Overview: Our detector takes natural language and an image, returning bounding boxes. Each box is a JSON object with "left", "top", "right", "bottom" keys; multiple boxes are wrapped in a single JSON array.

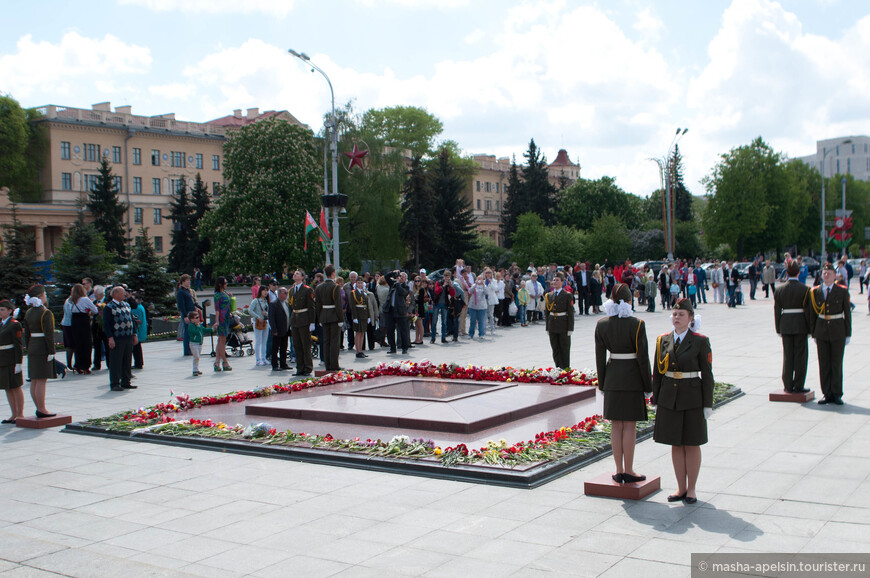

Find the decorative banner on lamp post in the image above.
[
  {"left": 828, "top": 215, "right": 853, "bottom": 249},
  {"left": 342, "top": 140, "right": 369, "bottom": 172}
]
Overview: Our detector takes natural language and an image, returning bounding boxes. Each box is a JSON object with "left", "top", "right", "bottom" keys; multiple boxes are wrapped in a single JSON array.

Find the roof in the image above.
[{"left": 549, "top": 149, "right": 577, "bottom": 167}]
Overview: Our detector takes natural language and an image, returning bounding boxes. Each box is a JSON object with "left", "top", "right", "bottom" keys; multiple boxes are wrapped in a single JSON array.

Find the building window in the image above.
[
  {"left": 852, "top": 144, "right": 856, "bottom": 154},
  {"left": 133, "top": 177, "right": 142, "bottom": 194},
  {"left": 85, "top": 143, "right": 100, "bottom": 162},
  {"left": 485, "top": 182, "right": 491, "bottom": 193},
  {"left": 496, "top": 200, "right": 499, "bottom": 210},
  {"left": 212, "top": 155, "right": 220, "bottom": 170},
  {"left": 212, "top": 182, "right": 220, "bottom": 196},
  {"left": 195, "top": 153, "right": 203, "bottom": 169},
  {"left": 865, "top": 144, "right": 868, "bottom": 154},
  {"left": 171, "top": 178, "right": 184, "bottom": 193},
  {"left": 476, "top": 199, "right": 481, "bottom": 209},
  {"left": 172, "top": 151, "right": 185, "bottom": 168},
  {"left": 113, "top": 176, "right": 122, "bottom": 191},
  {"left": 485, "top": 199, "right": 492, "bottom": 211},
  {"left": 153, "top": 208, "right": 162, "bottom": 225},
  {"left": 495, "top": 183, "right": 499, "bottom": 193},
  {"left": 112, "top": 146, "right": 122, "bottom": 164},
  {"left": 152, "top": 178, "right": 161, "bottom": 195},
  {"left": 86, "top": 174, "right": 99, "bottom": 192},
  {"left": 152, "top": 149, "right": 160, "bottom": 166},
  {"left": 61, "top": 141, "right": 70, "bottom": 160},
  {"left": 847, "top": 158, "right": 851, "bottom": 174},
  {"left": 837, "top": 159, "right": 840, "bottom": 173},
  {"left": 476, "top": 181, "right": 480, "bottom": 192},
  {"left": 134, "top": 207, "right": 143, "bottom": 224},
  {"left": 153, "top": 236, "right": 163, "bottom": 253},
  {"left": 61, "top": 173, "right": 72, "bottom": 190},
  {"left": 132, "top": 148, "right": 141, "bottom": 165}
]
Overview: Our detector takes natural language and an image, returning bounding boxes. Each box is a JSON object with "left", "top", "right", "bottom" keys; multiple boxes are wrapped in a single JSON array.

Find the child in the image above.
[
  {"left": 516, "top": 280, "right": 530, "bottom": 326},
  {"left": 186, "top": 311, "right": 212, "bottom": 376},
  {"left": 669, "top": 281, "right": 681, "bottom": 308}
]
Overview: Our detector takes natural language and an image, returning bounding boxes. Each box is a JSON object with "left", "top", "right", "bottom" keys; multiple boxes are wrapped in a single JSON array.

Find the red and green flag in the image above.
[
  {"left": 319, "top": 207, "right": 330, "bottom": 251},
  {"left": 303, "top": 210, "right": 318, "bottom": 251}
]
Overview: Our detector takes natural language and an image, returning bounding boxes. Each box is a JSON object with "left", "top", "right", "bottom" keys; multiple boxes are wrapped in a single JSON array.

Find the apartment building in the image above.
[{"left": 797, "top": 136, "right": 870, "bottom": 182}]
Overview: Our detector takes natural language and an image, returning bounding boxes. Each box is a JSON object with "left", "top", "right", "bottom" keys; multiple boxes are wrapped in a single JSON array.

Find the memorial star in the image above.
[{"left": 343, "top": 143, "right": 368, "bottom": 170}]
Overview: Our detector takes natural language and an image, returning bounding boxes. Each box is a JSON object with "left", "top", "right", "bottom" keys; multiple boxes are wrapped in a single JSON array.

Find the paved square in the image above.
[{"left": 2, "top": 286, "right": 869, "bottom": 576}]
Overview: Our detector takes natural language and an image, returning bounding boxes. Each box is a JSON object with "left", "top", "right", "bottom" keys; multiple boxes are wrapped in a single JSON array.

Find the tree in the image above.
[
  {"left": 629, "top": 229, "right": 666, "bottom": 261},
  {"left": 87, "top": 158, "right": 128, "bottom": 258},
  {"left": 429, "top": 147, "right": 477, "bottom": 265},
  {"left": 360, "top": 105, "right": 443, "bottom": 157},
  {"left": 559, "top": 176, "right": 645, "bottom": 231},
  {"left": 121, "top": 227, "right": 175, "bottom": 315},
  {"left": 200, "top": 119, "right": 321, "bottom": 275},
  {"left": 521, "top": 139, "right": 557, "bottom": 225},
  {"left": 465, "top": 234, "right": 512, "bottom": 270},
  {"left": 670, "top": 144, "right": 694, "bottom": 222},
  {"left": 539, "top": 225, "right": 585, "bottom": 266},
  {"left": 511, "top": 212, "right": 547, "bottom": 265},
  {"left": 0, "top": 203, "right": 36, "bottom": 307},
  {"left": 0, "top": 96, "right": 46, "bottom": 202},
  {"left": 583, "top": 214, "right": 631, "bottom": 265},
  {"left": 189, "top": 173, "right": 212, "bottom": 278},
  {"left": 52, "top": 204, "right": 114, "bottom": 286},
  {"left": 500, "top": 158, "right": 523, "bottom": 248},
  {"left": 168, "top": 179, "right": 195, "bottom": 273},
  {"left": 400, "top": 155, "right": 438, "bottom": 270}
]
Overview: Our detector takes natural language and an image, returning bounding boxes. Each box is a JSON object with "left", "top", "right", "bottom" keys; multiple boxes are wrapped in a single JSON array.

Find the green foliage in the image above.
[
  {"left": 674, "top": 220, "right": 703, "bottom": 259},
  {"left": 501, "top": 140, "right": 558, "bottom": 247},
  {"left": 429, "top": 147, "right": 477, "bottom": 266},
  {"left": 500, "top": 159, "right": 523, "bottom": 248},
  {"left": 583, "top": 214, "right": 631, "bottom": 265},
  {"left": 628, "top": 229, "right": 666, "bottom": 261},
  {"left": 400, "top": 155, "right": 438, "bottom": 269},
  {"left": 360, "top": 105, "right": 443, "bottom": 157},
  {"left": 670, "top": 144, "right": 694, "bottom": 222},
  {"left": 52, "top": 205, "right": 115, "bottom": 286},
  {"left": 0, "top": 203, "right": 36, "bottom": 307},
  {"left": 540, "top": 225, "right": 585, "bottom": 266},
  {"left": 787, "top": 159, "right": 823, "bottom": 253},
  {"left": 0, "top": 96, "right": 45, "bottom": 202},
  {"left": 511, "top": 212, "right": 547, "bottom": 265},
  {"left": 559, "top": 176, "right": 644, "bottom": 230},
  {"left": 200, "top": 119, "right": 321, "bottom": 275},
  {"left": 710, "top": 243, "right": 734, "bottom": 262},
  {"left": 465, "top": 234, "right": 512, "bottom": 270},
  {"left": 190, "top": 174, "right": 212, "bottom": 278},
  {"left": 121, "top": 227, "right": 175, "bottom": 315},
  {"left": 87, "top": 158, "right": 128, "bottom": 258},
  {"left": 168, "top": 179, "right": 194, "bottom": 274}
]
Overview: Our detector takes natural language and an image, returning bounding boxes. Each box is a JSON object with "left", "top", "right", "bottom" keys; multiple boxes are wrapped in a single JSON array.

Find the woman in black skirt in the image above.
[
  {"left": 23, "top": 285, "right": 57, "bottom": 418},
  {"left": 68, "top": 283, "right": 98, "bottom": 374},
  {"left": 594, "top": 283, "right": 652, "bottom": 484},
  {"left": 651, "top": 298, "right": 714, "bottom": 504}
]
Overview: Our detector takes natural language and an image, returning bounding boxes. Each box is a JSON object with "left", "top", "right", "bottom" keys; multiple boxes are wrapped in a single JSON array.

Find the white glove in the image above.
[
  {"left": 47, "top": 354, "right": 55, "bottom": 363},
  {"left": 845, "top": 337, "right": 851, "bottom": 345},
  {"left": 644, "top": 391, "right": 653, "bottom": 399},
  {"left": 567, "top": 331, "right": 572, "bottom": 337},
  {"left": 813, "top": 338, "right": 817, "bottom": 344},
  {"left": 353, "top": 319, "right": 359, "bottom": 324},
  {"left": 703, "top": 407, "right": 713, "bottom": 420},
  {"left": 309, "top": 323, "right": 315, "bottom": 332},
  {"left": 15, "top": 364, "right": 22, "bottom": 374}
]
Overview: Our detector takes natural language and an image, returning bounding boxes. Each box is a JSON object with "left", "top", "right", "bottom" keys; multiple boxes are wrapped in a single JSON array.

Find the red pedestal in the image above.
[
  {"left": 769, "top": 390, "right": 815, "bottom": 403},
  {"left": 16, "top": 414, "right": 73, "bottom": 429},
  {"left": 584, "top": 472, "right": 661, "bottom": 500}
]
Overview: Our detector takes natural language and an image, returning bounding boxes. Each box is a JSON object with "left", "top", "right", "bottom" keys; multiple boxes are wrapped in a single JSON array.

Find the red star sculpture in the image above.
[{"left": 343, "top": 143, "right": 368, "bottom": 170}]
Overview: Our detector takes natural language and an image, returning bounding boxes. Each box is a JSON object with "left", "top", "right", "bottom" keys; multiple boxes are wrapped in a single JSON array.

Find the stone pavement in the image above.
[{"left": 1, "top": 283, "right": 869, "bottom": 577}]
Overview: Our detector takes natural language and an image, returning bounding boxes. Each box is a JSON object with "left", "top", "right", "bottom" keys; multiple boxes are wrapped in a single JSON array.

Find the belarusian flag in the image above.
[
  {"left": 303, "top": 210, "right": 318, "bottom": 250},
  {"left": 319, "top": 207, "right": 330, "bottom": 251}
]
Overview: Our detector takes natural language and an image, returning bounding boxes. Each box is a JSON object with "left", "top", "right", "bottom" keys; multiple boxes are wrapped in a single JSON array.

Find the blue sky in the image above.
[{"left": 3, "top": 0, "right": 869, "bottom": 195}]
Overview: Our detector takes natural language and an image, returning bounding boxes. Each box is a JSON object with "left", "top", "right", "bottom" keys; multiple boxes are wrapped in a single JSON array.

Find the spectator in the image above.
[
  {"left": 762, "top": 260, "right": 776, "bottom": 297},
  {"left": 212, "top": 277, "right": 232, "bottom": 371},
  {"left": 516, "top": 280, "right": 530, "bottom": 327},
  {"left": 67, "top": 284, "right": 98, "bottom": 375},
  {"left": 185, "top": 311, "right": 212, "bottom": 376},
  {"left": 467, "top": 274, "right": 489, "bottom": 337},
  {"left": 103, "top": 285, "right": 138, "bottom": 392},
  {"left": 249, "top": 285, "right": 270, "bottom": 366},
  {"left": 176, "top": 274, "right": 196, "bottom": 357},
  {"left": 431, "top": 270, "right": 455, "bottom": 344},
  {"left": 131, "top": 294, "right": 147, "bottom": 370},
  {"left": 90, "top": 286, "right": 108, "bottom": 371},
  {"left": 250, "top": 276, "right": 262, "bottom": 300}
]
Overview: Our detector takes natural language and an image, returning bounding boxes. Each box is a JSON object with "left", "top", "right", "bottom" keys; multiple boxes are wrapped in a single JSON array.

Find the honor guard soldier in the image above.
[
  {"left": 651, "top": 298, "right": 714, "bottom": 504},
  {"left": 809, "top": 262, "right": 851, "bottom": 405},
  {"left": 0, "top": 300, "right": 25, "bottom": 424},
  {"left": 544, "top": 272, "right": 575, "bottom": 369},
  {"left": 290, "top": 269, "right": 315, "bottom": 376},
  {"left": 773, "top": 260, "right": 813, "bottom": 393},
  {"left": 315, "top": 265, "right": 343, "bottom": 371}
]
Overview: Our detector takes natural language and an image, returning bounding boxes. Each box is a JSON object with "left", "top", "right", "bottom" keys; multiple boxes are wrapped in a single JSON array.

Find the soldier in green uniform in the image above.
[
  {"left": 23, "top": 285, "right": 57, "bottom": 418},
  {"left": 809, "top": 262, "right": 851, "bottom": 405},
  {"left": 773, "top": 260, "right": 812, "bottom": 393},
  {"left": 651, "top": 298, "right": 714, "bottom": 504},
  {"left": 544, "top": 273, "right": 575, "bottom": 369},
  {"left": 315, "top": 265, "right": 343, "bottom": 371},
  {"left": 0, "top": 300, "right": 25, "bottom": 424},
  {"left": 289, "top": 269, "right": 315, "bottom": 377},
  {"left": 594, "top": 283, "right": 652, "bottom": 484},
  {"left": 350, "top": 278, "right": 370, "bottom": 359}
]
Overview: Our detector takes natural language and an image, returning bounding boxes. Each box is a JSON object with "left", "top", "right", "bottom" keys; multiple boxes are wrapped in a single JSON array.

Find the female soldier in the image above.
[
  {"left": 351, "top": 278, "right": 370, "bottom": 358},
  {"left": 23, "top": 285, "right": 57, "bottom": 418},
  {"left": 0, "top": 300, "right": 25, "bottom": 424},
  {"left": 594, "top": 283, "right": 652, "bottom": 484},
  {"left": 651, "top": 298, "right": 714, "bottom": 504}
]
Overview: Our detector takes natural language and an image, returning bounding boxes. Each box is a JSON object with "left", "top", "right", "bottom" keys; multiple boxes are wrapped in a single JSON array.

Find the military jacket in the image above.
[
  {"left": 651, "top": 331, "right": 714, "bottom": 411},
  {"left": 289, "top": 284, "right": 315, "bottom": 327},
  {"left": 809, "top": 283, "right": 851, "bottom": 341},
  {"left": 0, "top": 318, "right": 24, "bottom": 367},
  {"left": 594, "top": 316, "right": 652, "bottom": 393},
  {"left": 350, "top": 290, "right": 370, "bottom": 324},
  {"left": 773, "top": 279, "right": 812, "bottom": 335},
  {"left": 24, "top": 306, "right": 56, "bottom": 356},
  {"left": 314, "top": 280, "right": 343, "bottom": 324},
  {"left": 544, "top": 290, "right": 575, "bottom": 334}
]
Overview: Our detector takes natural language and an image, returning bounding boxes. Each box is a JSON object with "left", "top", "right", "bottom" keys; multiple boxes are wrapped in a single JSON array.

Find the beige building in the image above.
[
  {"left": 466, "top": 149, "right": 579, "bottom": 246},
  {"left": 3, "top": 102, "right": 304, "bottom": 260}
]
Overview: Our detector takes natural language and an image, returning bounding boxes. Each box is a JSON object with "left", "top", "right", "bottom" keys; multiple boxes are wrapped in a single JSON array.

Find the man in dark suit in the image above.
[
  {"left": 290, "top": 269, "right": 315, "bottom": 376},
  {"left": 384, "top": 271, "right": 411, "bottom": 354},
  {"left": 315, "top": 265, "right": 343, "bottom": 371},
  {"left": 727, "top": 261, "right": 740, "bottom": 307},
  {"left": 268, "top": 287, "right": 292, "bottom": 371},
  {"left": 810, "top": 262, "right": 851, "bottom": 404},
  {"left": 545, "top": 273, "right": 575, "bottom": 368},
  {"left": 574, "top": 262, "right": 590, "bottom": 315},
  {"left": 774, "top": 261, "right": 812, "bottom": 393}
]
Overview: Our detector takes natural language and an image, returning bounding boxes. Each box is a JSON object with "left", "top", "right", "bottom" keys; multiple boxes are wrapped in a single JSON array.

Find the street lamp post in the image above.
[
  {"left": 654, "top": 128, "right": 688, "bottom": 260},
  {"left": 288, "top": 49, "right": 342, "bottom": 269}
]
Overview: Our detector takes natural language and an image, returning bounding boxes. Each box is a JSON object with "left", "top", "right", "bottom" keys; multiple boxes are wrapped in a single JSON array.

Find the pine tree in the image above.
[
  {"left": 121, "top": 227, "right": 175, "bottom": 315},
  {"left": 190, "top": 173, "right": 212, "bottom": 279},
  {"left": 430, "top": 148, "right": 476, "bottom": 265},
  {"left": 52, "top": 204, "right": 115, "bottom": 286},
  {"left": 400, "top": 155, "right": 439, "bottom": 269},
  {"left": 168, "top": 179, "right": 194, "bottom": 273},
  {"left": 500, "top": 158, "right": 523, "bottom": 248},
  {"left": 521, "top": 139, "right": 556, "bottom": 225},
  {"left": 671, "top": 144, "right": 694, "bottom": 222},
  {"left": 0, "top": 203, "right": 37, "bottom": 307},
  {"left": 87, "top": 158, "right": 128, "bottom": 258}
]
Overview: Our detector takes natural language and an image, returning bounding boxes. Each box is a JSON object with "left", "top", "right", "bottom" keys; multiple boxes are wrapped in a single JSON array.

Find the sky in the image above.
[{"left": 2, "top": 0, "right": 870, "bottom": 196}]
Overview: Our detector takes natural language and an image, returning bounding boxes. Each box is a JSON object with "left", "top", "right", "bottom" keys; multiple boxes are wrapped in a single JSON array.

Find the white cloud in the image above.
[
  {"left": 0, "top": 32, "right": 151, "bottom": 101},
  {"left": 149, "top": 82, "right": 197, "bottom": 100},
  {"left": 117, "top": 0, "right": 297, "bottom": 17},
  {"left": 633, "top": 7, "right": 664, "bottom": 43}
]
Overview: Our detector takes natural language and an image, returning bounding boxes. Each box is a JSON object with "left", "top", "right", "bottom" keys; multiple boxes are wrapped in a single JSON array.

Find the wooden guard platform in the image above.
[
  {"left": 584, "top": 472, "right": 661, "bottom": 500},
  {"left": 769, "top": 390, "right": 815, "bottom": 403},
  {"left": 16, "top": 415, "right": 73, "bottom": 429}
]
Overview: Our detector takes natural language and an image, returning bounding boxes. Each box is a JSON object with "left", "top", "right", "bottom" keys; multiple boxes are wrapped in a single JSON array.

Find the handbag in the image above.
[
  {"left": 508, "top": 301, "right": 518, "bottom": 316},
  {"left": 255, "top": 318, "right": 267, "bottom": 330}
]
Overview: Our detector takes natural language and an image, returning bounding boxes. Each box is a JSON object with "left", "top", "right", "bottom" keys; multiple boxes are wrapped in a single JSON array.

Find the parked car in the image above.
[
  {"left": 801, "top": 257, "right": 821, "bottom": 276},
  {"left": 732, "top": 262, "right": 752, "bottom": 280}
]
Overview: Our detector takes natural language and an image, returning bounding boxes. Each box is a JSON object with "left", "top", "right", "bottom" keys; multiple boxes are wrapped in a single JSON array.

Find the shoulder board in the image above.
[
  {"left": 658, "top": 332, "right": 670, "bottom": 337},
  {"left": 691, "top": 331, "right": 707, "bottom": 338},
  {"left": 302, "top": 284, "right": 310, "bottom": 289}
]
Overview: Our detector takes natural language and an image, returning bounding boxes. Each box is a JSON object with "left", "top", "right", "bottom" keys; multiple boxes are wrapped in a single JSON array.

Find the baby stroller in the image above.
[{"left": 226, "top": 313, "right": 254, "bottom": 357}]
